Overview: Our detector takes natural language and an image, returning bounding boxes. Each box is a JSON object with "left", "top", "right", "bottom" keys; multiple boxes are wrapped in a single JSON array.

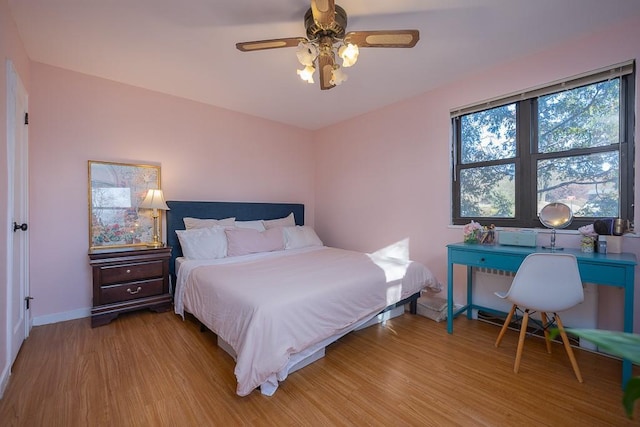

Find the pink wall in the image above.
[
  {"left": 314, "top": 16, "right": 640, "bottom": 333},
  {"left": 28, "top": 63, "right": 314, "bottom": 322},
  {"left": 1, "top": 0, "right": 30, "bottom": 393}
]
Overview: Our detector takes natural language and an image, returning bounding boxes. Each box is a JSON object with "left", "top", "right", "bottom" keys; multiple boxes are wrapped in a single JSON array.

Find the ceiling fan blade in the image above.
[
  {"left": 310, "top": 0, "right": 336, "bottom": 28},
  {"left": 318, "top": 53, "right": 335, "bottom": 90},
  {"left": 236, "top": 37, "right": 306, "bottom": 52},
  {"left": 344, "top": 30, "right": 419, "bottom": 48}
]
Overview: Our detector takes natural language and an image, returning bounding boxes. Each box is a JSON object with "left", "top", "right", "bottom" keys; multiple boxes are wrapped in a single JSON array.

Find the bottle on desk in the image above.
[{"left": 596, "top": 236, "right": 607, "bottom": 254}]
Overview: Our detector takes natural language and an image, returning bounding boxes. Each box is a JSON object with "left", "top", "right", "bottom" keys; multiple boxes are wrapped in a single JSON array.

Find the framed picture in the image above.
[{"left": 88, "top": 160, "right": 161, "bottom": 249}]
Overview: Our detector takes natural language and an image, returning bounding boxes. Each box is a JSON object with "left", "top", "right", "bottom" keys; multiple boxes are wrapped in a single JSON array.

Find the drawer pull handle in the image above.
[
  {"left": 480, "top": 257, "right": 486, "bottom": 262},
  {"left": 126, "top": 269, "right": 131, "bottom": 274},
  {"left": 127, "top": 286, "right": 142, "bottom": 295}
]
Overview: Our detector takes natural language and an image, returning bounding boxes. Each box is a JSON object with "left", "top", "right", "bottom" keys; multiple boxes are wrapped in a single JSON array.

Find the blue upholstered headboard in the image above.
[{"left": 165, "top": 200, "right": 304, "bottom": 279}]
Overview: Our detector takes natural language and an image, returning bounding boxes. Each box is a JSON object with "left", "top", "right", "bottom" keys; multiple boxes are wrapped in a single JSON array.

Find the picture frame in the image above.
[{"left": 88, "top": 160, "right": 161, "bottom": 249}]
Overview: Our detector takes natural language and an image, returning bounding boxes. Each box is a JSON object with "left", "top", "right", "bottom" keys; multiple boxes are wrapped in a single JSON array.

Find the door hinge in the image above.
[
  {"left": 24, "top": 112, "right": 29, "bottom": 125},
  {"left": 25, "top": 296, "right": 34, "bottom": 310}
]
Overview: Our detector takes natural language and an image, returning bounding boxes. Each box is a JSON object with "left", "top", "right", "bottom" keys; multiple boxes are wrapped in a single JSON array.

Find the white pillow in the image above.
[
  {"left": 184, "top": 217, "right": 235, "bottom": 230},
  {"left": 263, "top": 212, "right": 296, "bottom": 229},
  {"left": 235, "top": 220, "right": 266, "bottom": 232},
  {"left": 176, "top": 227, "right": 228, "bottom": 259},
  {"left": 283, "top": 226, "right": 323, "bottom": 250}
]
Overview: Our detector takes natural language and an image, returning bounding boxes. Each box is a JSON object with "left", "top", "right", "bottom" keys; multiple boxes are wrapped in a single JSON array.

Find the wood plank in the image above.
[{"left": 0, "top": 311, "right": 637, "bottom": 425}]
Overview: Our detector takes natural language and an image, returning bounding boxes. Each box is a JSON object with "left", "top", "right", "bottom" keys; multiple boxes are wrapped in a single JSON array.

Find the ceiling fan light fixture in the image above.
[
  {"left": 330, "top": 65, "right": 348, "bottom": 86},
  {"left": 297, "top": 65, "right": 316, "bottom": 84},
  {"left": 235, "top": 2, "right": 419, "bottom": 90},
  {"left": 297, "top": 41, "right": 352, "bottom": 88},
  {"left": 296, "top": 41, "right": 318, "bottom": 66},
  {"left": 338, "top": 43, "right": 359, "bottom": 67}
]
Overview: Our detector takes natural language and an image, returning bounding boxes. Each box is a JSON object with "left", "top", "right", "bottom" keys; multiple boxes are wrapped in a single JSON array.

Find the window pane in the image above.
[
  {"left": 537, "top": 151, "right": 619, "bottom": 217},
  {"left": 538, "top": 79, "right": 620, "bottom": 153},
  {"left": 460, "top": 164, "right": 515, "bottom": 217},
  {"left": 461, "top": 104, "right": 516, "bottom": 163}
]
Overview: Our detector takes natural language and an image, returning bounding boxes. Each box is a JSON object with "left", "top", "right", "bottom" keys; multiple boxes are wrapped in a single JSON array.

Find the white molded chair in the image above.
[{"left": 494, "top": 253, "right": 584, "bottom": 382}]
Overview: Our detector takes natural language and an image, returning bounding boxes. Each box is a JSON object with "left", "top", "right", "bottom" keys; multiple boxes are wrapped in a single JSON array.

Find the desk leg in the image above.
[
  {"left": 447, "top": 260, "right": 454, "bottom": 334},
  {"left": 466, "top": 266, "right": 473, "bottom": 319},
  {"left": 622, "top": 271, "right": 635, "bottom": 388}
]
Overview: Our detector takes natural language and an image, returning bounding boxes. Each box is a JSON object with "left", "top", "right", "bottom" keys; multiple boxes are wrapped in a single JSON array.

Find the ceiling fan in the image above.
[{"left": 235, "top": 0, "right": 419, "bottom": 90}]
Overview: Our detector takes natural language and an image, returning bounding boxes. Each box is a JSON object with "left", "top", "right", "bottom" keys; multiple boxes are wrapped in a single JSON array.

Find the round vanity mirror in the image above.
[{"left": 539, "top": 202, "right": 573, "bottom": 250}]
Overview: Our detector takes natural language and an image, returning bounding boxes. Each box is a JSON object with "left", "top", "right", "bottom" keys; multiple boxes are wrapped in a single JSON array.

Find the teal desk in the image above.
[{"left": 446, "top": 242, "right": 637, "bottom": 387}]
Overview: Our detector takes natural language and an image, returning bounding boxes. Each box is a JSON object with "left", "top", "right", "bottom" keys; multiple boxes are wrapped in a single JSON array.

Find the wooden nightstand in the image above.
[{"left": 89, "top": 246, "right": 172, "bottom": 327}]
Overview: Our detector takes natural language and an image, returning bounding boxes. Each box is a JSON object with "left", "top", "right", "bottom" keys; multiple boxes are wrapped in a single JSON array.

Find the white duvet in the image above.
[{"left": 175, "top": 246, "right": 436, "bottom": 396}]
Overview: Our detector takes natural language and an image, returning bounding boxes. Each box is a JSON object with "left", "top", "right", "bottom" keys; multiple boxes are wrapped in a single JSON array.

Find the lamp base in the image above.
[{"left": 146, "top": 214, "right": 164, "bottom": 248}]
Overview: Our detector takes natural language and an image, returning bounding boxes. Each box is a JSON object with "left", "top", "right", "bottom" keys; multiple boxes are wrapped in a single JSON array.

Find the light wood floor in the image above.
[{"left": 0, "top": 310, "right": 637, "bottom": 426}]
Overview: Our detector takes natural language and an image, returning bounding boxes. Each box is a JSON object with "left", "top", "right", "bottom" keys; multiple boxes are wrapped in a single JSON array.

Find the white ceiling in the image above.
[{"left": 8, "top": 0, "right": 640, "bottom": 130}]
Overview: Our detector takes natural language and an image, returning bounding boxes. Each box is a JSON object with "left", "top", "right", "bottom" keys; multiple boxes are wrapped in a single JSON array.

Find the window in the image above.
[{"left": 451, "top": 61, "right": 635, "bottom": 229}]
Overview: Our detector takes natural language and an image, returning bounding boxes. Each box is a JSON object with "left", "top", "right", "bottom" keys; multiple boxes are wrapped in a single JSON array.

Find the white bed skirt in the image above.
[{"left": 215, "top": 304, "right": 406, "bottom": 396}]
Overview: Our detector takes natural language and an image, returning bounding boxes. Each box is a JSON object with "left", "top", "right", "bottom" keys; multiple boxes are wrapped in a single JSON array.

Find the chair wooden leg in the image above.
[
  {"left": 555, "top": 314, "right": 583, "bottom": 383},
  {"left": 540, "top": 312, "right": 552, "bottom": 354},
  {"left": 514, "top": 309, "right": 529, "bottom": 374},
  {"left": 495, "top": 305, "right": 516, "bottom": 348}
]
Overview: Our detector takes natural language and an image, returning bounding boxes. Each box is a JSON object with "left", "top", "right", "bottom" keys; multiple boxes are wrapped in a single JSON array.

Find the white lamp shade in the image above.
[
  {"left": 296, "top": 41, "right": 318, "bottom": 66},
  {"left": 297, "top": 65, "right": 315, "bottom": 84},
  {"left": 338, "top": 43, "right": 359, "bottom": 67},
  {"left": 330, "top": 66, "right": 348, "bottom": 86},
  {"left": 139, "top": 189, "right": 169, "bottom": 211}
]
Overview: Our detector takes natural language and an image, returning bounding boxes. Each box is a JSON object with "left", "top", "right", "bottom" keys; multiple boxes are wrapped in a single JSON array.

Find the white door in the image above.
[{"left": 6, "top": 60, "right": 30, "bottom": 367}]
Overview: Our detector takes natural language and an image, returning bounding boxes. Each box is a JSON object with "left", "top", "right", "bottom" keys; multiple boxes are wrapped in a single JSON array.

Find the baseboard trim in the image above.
[
  {"left": 0, "top": 363, "right": 10, "bottom": 399},
  {"left": 32, "top": 307, "right": 91, "bottom": 326}
]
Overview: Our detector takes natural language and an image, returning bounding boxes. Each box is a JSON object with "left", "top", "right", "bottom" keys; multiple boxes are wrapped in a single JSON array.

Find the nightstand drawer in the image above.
[
  {"left": 100, "top": 278, "right": 165, "bottom": 304},
  {"left": 100, "top": 260, "right": 164, "bottom": 285}
]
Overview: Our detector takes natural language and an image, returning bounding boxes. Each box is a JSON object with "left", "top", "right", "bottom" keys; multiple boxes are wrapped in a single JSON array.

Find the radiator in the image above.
[
  {"left": 472, "top": 268, "right": 598, "bottom": 350},
  {"left": 477, "top": 267, "right": 515, "bottom": 277}
]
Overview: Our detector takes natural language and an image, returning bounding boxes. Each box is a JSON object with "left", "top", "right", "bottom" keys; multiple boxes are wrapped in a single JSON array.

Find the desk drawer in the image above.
[
  {"left": 100, "top": 278, "right": 164, "bottom": 304},
  {"left": 579, "top": 262, "right": 628, "bottom": 287},
  {"left": 450, "top": 249, "right": 523, "bottom": 272}
]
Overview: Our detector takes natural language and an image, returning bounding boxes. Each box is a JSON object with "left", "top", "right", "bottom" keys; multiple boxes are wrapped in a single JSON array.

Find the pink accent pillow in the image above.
[{"left": 225, "top": 227, "right": 284, "bottom": 257}]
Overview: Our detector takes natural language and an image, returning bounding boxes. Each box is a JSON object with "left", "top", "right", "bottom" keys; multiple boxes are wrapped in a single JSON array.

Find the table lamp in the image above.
[{"left": 139, "top": 189, "right": 169, "bottom": 248}]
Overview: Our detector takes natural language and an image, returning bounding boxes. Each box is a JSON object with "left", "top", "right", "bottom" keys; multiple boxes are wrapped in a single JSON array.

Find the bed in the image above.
[{"left": 166, "top": 201, "right": 438, "bottom": 396}]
